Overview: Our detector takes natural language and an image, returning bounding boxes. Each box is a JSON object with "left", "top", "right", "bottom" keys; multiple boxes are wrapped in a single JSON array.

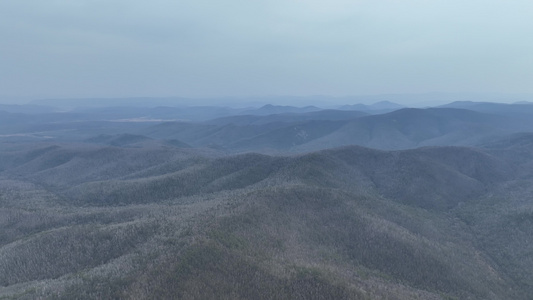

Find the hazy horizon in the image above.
[{"left": 1, "top": 92, "right": 532, "bottom": 109}]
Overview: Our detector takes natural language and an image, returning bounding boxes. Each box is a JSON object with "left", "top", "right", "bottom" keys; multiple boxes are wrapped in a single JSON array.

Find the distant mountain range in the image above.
[
  {"left": 3, "top": 100, "right": 533, "bottom": 153},
  {"left": 139, "top": 106, "right": 533, "bottom": 153}
]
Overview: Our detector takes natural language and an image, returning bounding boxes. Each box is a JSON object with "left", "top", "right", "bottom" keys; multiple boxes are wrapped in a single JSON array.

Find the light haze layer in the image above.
[{"left": 1, "top": 0, "right": 532, "bottom": 103}]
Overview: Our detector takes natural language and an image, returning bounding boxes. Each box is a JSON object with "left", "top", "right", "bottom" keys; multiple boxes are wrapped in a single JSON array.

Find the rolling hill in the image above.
[
  {"left": 138, "top": 107, "right": 533, "bottom": 153},
  {"left": 1, "top": 140, "right": 533, "bottom": 299}
]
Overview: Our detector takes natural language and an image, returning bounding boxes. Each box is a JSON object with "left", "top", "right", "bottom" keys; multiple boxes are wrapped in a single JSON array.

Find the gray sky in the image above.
[{"left": 1, "top": 0, "right": 533, "bottom": 103}]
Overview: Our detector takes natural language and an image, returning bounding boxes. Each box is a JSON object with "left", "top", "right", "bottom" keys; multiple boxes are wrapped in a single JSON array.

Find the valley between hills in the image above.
[{"left": 2, "top": 100, "right": 533, "bottom": 299}]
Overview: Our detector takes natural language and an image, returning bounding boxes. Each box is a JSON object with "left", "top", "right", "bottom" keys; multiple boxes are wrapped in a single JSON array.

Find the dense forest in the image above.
[{"left": 2, "top": 101, "right": 533, "bottom": 299}]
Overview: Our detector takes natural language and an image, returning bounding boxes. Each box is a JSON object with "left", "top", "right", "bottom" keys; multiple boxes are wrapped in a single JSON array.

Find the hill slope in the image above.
[{"left": 1, "top": 142, "right": 533, "bottom": 299}]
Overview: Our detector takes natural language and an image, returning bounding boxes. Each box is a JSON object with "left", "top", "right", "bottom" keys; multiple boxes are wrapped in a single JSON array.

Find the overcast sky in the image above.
[{"left": 1, "top": 0, "right": 532, "bottom": 103}]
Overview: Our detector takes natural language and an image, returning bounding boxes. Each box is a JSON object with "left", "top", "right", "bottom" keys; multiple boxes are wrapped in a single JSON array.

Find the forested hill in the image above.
[{"left": 2, "top": 139, "right": 533, "bottom": 299}]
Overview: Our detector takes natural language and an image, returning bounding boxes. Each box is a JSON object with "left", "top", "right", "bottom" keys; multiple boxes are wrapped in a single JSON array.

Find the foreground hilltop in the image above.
[{"left": 1, "top": 138, "right": 533, "bottom": 299}]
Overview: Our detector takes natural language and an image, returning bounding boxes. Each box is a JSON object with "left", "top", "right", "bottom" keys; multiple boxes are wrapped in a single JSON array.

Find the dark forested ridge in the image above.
[{"left": 2, "top": 101, "right": 533, "bottom": 299}]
